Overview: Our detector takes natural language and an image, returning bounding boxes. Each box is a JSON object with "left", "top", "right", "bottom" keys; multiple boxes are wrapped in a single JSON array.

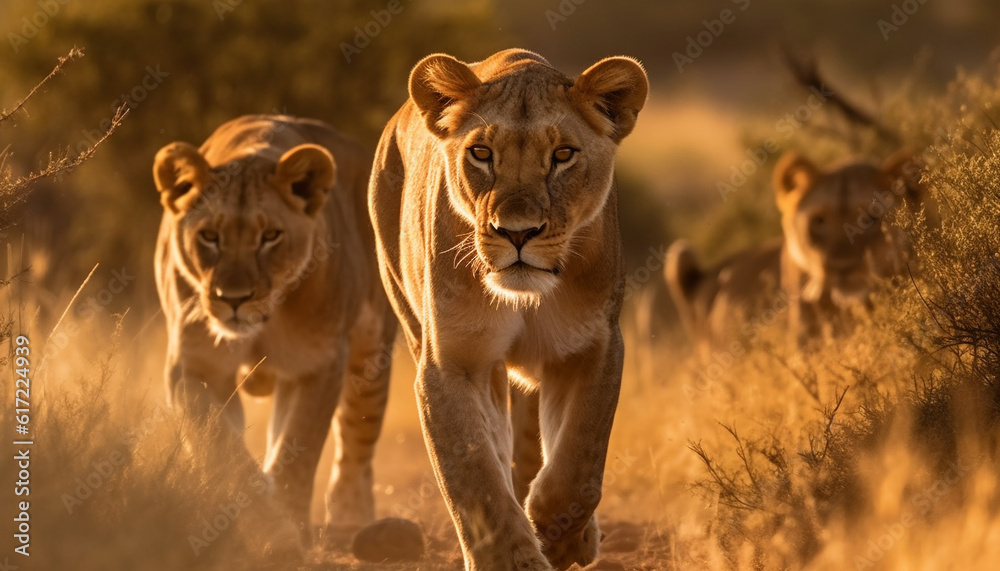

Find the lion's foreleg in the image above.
[
  {"left": 417, "top": 359, "right": 551, "bottom": 571},
  {"left": 165, "top": 353, "right": 247, "bottom": 457},
  {"left": 265, "top": 357, "right": 345, "bottom": 544},
  {"left": 528, "top": 328, "right": 624, "bottom": 569}
]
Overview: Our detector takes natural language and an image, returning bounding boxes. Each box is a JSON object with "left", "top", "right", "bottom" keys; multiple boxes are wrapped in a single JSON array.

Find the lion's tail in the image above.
[{"left": 665, "top": 239, "right": 704, "bottom": 340}]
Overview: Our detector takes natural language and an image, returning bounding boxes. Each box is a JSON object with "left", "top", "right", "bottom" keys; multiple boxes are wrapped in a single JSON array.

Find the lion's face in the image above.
[
  {"left": 153, "top": 142, "right": 335, "bottom": 340},
  {"left": 448, "top": 96, "right": 618, "bottom": 305},
  {"left": 408, "top": 51, "right": 648, "bottom": 306},
  {"left": 774, "top": 151, "right": 920, "bottom": 307}
]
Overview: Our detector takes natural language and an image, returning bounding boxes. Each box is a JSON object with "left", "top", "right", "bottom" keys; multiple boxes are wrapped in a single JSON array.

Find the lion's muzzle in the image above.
[
  {"left": 206, "top": 286, "right": 269, "bottom": 339},
  {"left": 478, "top": 220, "right": 563, "bottom": 304}
]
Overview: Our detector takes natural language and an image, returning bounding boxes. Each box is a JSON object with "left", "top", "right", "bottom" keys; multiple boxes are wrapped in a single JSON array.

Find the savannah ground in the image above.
[{"left": 3, "top": 1, "right": 1000, "bottom": 570}]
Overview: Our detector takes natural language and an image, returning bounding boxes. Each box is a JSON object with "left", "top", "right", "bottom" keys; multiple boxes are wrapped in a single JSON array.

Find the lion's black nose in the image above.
[
  {"left": 492, "top": 224, "right": 545, "bottom": 251},
  {"left": 215, "top": 288, "right": 254, "bottom": 311}
]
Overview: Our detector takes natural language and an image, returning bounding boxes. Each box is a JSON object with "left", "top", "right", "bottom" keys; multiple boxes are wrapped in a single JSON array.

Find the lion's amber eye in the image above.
[
  {"left": 468, "top": 145, "right": 493, "bottom": 162},
  {"left": 261, "top": 229, "right": 283, "bottom": 244},
  {"left": 808, "top": 215, "right": 828, "bottom": 242},
  {"left": 199, "top": 229, "right": 219, "bottom": 244},
  {"left": 553, "top": 147, "right": 576, "bottom": 163}
]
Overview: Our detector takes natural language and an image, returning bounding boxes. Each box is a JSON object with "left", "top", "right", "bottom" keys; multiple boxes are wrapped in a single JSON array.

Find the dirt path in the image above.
[
  {"left": 319, "top": 518, "right": 664, "bottom": 570},
  {"left": 237, "top": 351, "right": 679, "bottom": 570}
]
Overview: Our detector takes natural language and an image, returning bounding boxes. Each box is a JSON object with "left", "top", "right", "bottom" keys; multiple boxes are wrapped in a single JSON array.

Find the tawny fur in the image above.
[
  {"left": 666, "top": 150, "right": 921, "bottom": 350},
  {"left": 368, "top": 49, "right": 648, "bottom": 570},
  {"left": 152, "top": 115, "right": 397, "bottom": 545}
]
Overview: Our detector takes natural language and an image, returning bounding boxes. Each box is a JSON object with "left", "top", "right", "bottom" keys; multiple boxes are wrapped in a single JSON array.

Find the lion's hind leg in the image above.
[
  {"left": 511, "top": 384, "right": 543, "bottom": 505},
  {"left": 323, "top": 306, "right": 396, "bottom": 542}
]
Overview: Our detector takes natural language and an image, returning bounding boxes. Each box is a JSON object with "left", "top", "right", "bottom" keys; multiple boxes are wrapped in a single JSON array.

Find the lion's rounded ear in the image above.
[
  {"left": 153, "top": 142, "right": 210, "bottom": 214},
  {"left": 773, "top": 151, "right": 818, "bottom": 207},
  {"left": 408, "top": 54, "right": 482, "bottom": 138},
  {"left": 570, "top": 56, "right": 649, "bottom": 143},
  {"left": 272, "top": 144, "right": 336, "bottom": 216}
]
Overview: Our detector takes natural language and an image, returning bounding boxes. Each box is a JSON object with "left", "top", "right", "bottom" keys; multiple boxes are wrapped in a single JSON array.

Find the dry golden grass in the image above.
[{"left": 3, "top": 223, "right": 1000, "bottom": 571}]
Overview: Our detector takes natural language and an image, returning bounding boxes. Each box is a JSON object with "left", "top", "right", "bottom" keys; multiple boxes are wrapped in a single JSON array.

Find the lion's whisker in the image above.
[{"left": 440, "top": 235, "right": 472, "bottom": 256}]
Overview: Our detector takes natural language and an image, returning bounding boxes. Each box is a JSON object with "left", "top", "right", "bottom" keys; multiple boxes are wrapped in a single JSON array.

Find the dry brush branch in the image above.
[
  {"left": 0, "top": 47, "right": 84, "bottom": 125},
  {"left": 0, "top": 105, "right": 129, "bottom": 208},
  {"left": 0, "top": 47, "right": 130, "bottom": 217},
  {"left": 779, "top": 45, "right": 902, "bottom": 146}
]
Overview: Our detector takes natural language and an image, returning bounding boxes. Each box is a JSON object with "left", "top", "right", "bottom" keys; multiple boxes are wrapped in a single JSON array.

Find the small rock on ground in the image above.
[{"left": 351, "top": 517, "right": 425, "bottom": 562}]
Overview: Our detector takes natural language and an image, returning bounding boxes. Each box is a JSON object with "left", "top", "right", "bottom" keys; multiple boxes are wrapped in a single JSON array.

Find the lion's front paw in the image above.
[
  {"left": 539, "top": 514, "right": 600, "bottom": 570},
  {"left": 464, "top": 529, "right": 553, "bottom": 571},
  {"left": 503, "top": 542, "right": 553, "bottom": 571},
  {"left": 239, "top": 495, "right": 306, "bottom": 562}
]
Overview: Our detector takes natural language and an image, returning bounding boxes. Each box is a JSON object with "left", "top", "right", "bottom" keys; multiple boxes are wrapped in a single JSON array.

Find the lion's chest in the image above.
[
  {"left": 247, "top": 308, "right": 347, "bottom": 379},
  {"left": 506, "top": 302, "right": 608, "bottom": 375}
]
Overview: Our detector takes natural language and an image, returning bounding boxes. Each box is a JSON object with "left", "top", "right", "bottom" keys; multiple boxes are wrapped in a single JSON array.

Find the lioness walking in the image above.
[
  {"left": 369, "top": 49, "right": 648, "bottom": 569},
  {"left": 152, "top": 115, "right": 396, "bottom": 544}
]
